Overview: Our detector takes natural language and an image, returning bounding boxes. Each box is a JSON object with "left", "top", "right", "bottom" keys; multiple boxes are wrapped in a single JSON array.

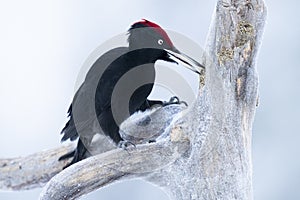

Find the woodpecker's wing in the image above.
[{"left": 61, "top": 47, "right": 129, "bottom": 142}]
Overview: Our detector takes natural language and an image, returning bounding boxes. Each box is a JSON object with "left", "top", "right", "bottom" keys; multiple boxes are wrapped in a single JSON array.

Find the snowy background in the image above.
[{"left": 0, "top": 0, "right": 299, "bottom": 199}]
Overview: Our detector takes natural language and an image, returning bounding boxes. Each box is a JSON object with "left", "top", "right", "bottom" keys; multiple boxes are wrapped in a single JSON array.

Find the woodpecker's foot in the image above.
[
  {"left": 163, "top": 96, "right": 188, "bottom": 107},
  {"left": 118, "top": 140, "right": 136, "bottom": 150}
]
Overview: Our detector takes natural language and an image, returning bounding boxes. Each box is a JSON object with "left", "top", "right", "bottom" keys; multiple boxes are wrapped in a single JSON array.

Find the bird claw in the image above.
[
  {"left": 163, "top": 96, "right": 188, "bottom": 107},
  {"left": 118, "top": 141, "right": 136, "bottom": 150}
]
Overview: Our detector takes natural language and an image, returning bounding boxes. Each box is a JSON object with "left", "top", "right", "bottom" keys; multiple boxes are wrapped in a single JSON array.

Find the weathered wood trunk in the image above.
[{"left": 144, "top": 1, "right": 266, "bottom": 199}]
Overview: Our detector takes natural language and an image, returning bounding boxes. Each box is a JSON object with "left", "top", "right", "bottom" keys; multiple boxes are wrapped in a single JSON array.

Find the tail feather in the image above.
[
  {"left": 61, "top": 118, "right": 78, "bottom": 141},
  {"left": 61, "top": 104, "right": 79, "bottom": 142}
]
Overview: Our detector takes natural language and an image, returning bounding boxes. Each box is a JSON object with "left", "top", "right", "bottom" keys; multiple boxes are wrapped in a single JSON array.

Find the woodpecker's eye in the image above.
[{"left": 158, "top": 39, "right": 164, "bottom": 45}]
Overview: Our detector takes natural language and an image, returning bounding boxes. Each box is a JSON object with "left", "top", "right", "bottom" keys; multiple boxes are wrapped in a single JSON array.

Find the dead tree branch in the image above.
[
  {"left": 39, "top": 126, "right": 190, "bottom": 200},
  {"left": 0, "top": 145, "right": 73, "bottom": 190}
]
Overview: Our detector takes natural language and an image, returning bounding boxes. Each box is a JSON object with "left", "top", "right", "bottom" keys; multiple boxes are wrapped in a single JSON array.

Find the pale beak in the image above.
[{"left": 165, "top": 48, "right": 205, "bottom": 75}]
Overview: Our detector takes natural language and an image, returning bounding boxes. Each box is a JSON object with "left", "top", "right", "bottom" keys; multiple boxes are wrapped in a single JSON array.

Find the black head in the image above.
[
  {"left": 128, "top": 19, "right": 174, "bottom": 51},
  {"left": 128, "top": 19, "right": 205, "bottom": 74}
]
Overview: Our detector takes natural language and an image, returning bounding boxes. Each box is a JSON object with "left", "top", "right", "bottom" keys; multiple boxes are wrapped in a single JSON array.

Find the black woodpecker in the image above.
[{"left": 59, "top": 19, "right": 204, "bottom": 168}]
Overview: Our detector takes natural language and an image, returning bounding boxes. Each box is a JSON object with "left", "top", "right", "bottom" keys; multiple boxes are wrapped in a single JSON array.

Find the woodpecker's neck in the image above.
[{"left": 126, "top": 48, "right": 165, "bottom": 65}]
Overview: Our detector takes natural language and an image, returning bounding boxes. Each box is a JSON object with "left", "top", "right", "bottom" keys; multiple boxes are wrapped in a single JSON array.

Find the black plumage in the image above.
[{"left": 59, "top": 19, "right": 204, "bottom": 168}]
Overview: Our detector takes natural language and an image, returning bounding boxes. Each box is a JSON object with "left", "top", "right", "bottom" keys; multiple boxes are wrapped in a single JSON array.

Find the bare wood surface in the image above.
[
  {"left": 144, "top": 0, "right": 267, "bottom": 199},
  {"left": 0, "top": 145, "right": 73, "bottom": 190},
  {"left": 0, "top": 104, "right": 187, "bottom": 194},
  {"left": 39, "top": 126, "right": 190, "bottom": 200}
]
